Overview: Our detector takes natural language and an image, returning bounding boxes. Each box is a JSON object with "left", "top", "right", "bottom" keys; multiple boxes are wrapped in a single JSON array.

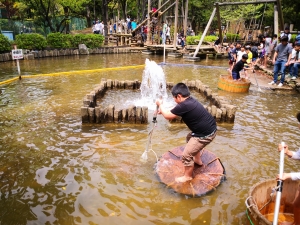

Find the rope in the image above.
[
  {"left": 0, "top": 64, "right": 145, "bottom": 86},
  {"left": 246, "top": 208, "right": 255, "bottom": 225}
]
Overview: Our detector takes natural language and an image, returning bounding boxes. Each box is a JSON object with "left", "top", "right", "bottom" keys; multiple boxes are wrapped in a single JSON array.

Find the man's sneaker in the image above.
[
  {"left": 292, "top": 76, "right": 297, "bottom": 80},
  {"left": 278, "top": 83, "right": 283, "bottom": 87},
  {"left": 268, "top": 81, "right": 275, "bottom": 85}
]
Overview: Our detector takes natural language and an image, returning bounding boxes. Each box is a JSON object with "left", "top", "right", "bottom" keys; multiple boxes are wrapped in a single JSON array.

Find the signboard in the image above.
[{"left": 12, "top": 49, "right": 23, "bottom": 60}]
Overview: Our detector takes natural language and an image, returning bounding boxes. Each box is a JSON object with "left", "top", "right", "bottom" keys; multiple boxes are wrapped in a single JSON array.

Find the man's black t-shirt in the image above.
[
  {"left": 232, "top": 60, "right": 245, "bottom": 73},
  {"left": 171, "top": 97, "right": 216, "bottom": 136}
]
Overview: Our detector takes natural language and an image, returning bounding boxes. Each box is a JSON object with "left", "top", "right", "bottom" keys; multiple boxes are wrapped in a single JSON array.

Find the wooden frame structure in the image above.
[{"left": 193, "top": 0, "right": 283, "bottom": 57}]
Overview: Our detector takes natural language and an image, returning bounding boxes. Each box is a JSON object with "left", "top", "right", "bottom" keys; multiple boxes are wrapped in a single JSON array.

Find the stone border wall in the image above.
[
  {"left": 0, "top": 47, "right": 139, "bottom": 62},
  {"left": 81, "top": 78, "right": 237, "bottom": 124}
]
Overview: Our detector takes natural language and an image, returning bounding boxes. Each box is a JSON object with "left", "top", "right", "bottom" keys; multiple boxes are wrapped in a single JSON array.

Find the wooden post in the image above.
[
  {"left": 215, "top": 3, "right": 222, "bottom": 45},
  {"left": 274, "top": 5, "right": 278, "bottom": 36},
  {"left": 276, "top": 0, "right": 284, "bottom": 31},
  {"left": 193, "top": 8, "right": 216, "bottom": 58},
  {"left": 173, "top": 0, "right": 179, "bottom": 48},
  {"left": 146, "top": 0, "right": 151, "bottom": 45}
]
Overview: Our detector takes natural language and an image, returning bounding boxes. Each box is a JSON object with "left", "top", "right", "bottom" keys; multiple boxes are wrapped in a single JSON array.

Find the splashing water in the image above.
[{"left": 132, "top": 59, "right": 167, "bottom": 108}]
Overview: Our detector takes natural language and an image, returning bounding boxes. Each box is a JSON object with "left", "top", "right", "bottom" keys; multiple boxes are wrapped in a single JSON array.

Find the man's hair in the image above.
[
  {"left": 297, "top": 112, "right": 300, "bottom": 123},
  {"left": 171, "top": 83, "right": 190, "bottom": 97},
  {"left": 280, "top": 36, "right": 288, "bottom": 42}
]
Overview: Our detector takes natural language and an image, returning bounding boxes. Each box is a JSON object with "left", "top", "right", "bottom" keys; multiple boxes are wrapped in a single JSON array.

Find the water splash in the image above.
[
  {"left": 138, "top": 59, "right": 168, "bottom": 106},
  {"left": 126, "top": 59, "right": 174, "bottom": 110}
]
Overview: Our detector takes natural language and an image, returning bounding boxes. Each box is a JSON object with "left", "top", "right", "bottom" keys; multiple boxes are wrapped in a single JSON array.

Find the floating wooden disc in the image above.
[{"left": 155, "top": 146, "right": 225, "bottom": 197}]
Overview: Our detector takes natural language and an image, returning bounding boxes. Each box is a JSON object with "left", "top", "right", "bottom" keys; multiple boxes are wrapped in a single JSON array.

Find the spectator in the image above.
[
  {"left": 94, "top": 20, "right": 101, "bottom": 34},
  {"left": 268, "top": 36, "right": 293, "bottom": 87},
  {"left": 280, "top": 27, "right": 292, "bottom": 43},
  {"left": 291, "top": 42, "right": 300, "bottom": 80},
  {"left": 264, "top": 34, "right": 272, "bottom": 68},
  {"left": 162, "top": 21, "right": 167, "bottom": 44}
]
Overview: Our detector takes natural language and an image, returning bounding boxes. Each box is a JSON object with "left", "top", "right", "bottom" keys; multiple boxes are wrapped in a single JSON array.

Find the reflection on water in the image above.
[{"left": 0, "top": 54, "right": 300, "bottom": 224}]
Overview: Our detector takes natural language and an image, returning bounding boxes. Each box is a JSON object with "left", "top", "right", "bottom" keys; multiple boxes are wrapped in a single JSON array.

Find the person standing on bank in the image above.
[
  {"left": 155, "top": 83, "right": 217, "bottom": 183},
  {"left": 277, "top": 111, "right": 300, "bottom": 225},
  {"left": 268, "top": 36, "right": 293, "bottom": 87}
]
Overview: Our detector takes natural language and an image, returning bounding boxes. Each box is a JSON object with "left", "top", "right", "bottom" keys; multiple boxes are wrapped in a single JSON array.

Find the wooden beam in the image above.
[
  {"left": 214, "top": 0, "right": 276, "bottom": 6},
  {"left": 173, "top": 0, "right": 179, "bottom": 48},
  {"left": 132, "top": 0, "right": 173, "bottom": 33},
  {"left": 276, "top": 0, "right": 284, "bottom": 31},
  {"left": 215, "top": 3, "right": 222, "bottom": 45},
  {"left": 193, "top": 8, "right": 217, "bottom": 57}
]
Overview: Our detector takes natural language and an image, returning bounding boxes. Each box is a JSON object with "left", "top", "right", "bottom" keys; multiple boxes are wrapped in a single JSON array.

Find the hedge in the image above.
[
  {"left": 15, "top": 33, "right": 47, "bottom": 50},
  {"left": 186, "top": 33, "right": 242, "bottom": 45},
  {"left": 13, "top": 32, "right": 104, "bottom": 50},
  {"left": 186, "top": 35, "right": 219, "bottom": 45},
  {"left": 47, "top": 33, "right": 104, "bottom": 49},
  {"left": 0, "top": 34, "right": 11, "bottom": 53}
]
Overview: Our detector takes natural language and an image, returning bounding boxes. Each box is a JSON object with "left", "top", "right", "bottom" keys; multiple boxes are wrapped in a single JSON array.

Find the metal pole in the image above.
[
  {"left": 273, "top": 141, "right": 285, "bottom": 225},
  {"left": 14, "top": 45, "right": 21, "bottom": 76},
  {"left": 163, "top": 42, "right": 166, "bottom": 64},
  {"left": 193, "top": 7, "right": 216, "bottom": 58}
]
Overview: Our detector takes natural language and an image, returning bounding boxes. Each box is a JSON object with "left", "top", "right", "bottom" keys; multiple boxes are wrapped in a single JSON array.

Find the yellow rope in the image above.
[{"left": 0, "top": 64, "right": 145, "bottom": 86}]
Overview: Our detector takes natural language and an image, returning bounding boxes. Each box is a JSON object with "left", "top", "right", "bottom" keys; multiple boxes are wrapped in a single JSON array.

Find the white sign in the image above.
[{"left": 12, "top": 49, "right": 23, "bottom": 60}]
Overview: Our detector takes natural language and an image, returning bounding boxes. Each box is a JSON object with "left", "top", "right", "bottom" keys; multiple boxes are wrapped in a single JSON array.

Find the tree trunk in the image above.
[
  {"left": 102, "top": 0, "right": 109, "bottom": 45},
  {"left": 86, "top": 6, "right": 91, "bottom": 27}
]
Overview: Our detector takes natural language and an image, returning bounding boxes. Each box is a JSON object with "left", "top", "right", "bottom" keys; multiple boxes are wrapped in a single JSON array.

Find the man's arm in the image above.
[
  {"left": 156, "top": 100, "right": 177, "bottom": 120},
  {"left": 272, "top": 51, "right": 278, "bottom": 64},
  {"left": 286, "top": 52, "right": 292, "bottom": 65}
]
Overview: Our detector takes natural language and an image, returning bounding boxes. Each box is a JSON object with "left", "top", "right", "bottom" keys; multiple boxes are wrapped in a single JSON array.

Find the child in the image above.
[
  {"left": 156, "top": 83, "right": 217, "bottom": 183},
  {"left": 244, "top": 46, "right": 253, "bottom": 79},
  {"left": 231, "top": 54, "right": 248, "bottom": 80}
]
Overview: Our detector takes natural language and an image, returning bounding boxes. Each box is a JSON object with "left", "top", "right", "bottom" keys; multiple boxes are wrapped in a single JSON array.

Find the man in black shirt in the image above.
[
  {"left": 156, "top": 83, "right": 217, "bottom": 182},
  {"left": 231, "top": 54, "right": 248, "bottom": 80}
]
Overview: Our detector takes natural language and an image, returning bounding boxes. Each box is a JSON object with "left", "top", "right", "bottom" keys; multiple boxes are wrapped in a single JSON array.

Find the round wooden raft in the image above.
[{"left": 155, "top": 146, "right": 225, "bottom": 197}]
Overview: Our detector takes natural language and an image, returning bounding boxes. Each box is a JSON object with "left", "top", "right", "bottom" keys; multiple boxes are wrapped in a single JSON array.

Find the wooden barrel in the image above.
[
  {"left": 245, "top": 179, "right": 300, "bottom": 225},
  {"left": 155, "top": 146, "right": 225, "bottom": 197},
  {"left": 218, "top": 74, "right": 251, "bottom": 93}
]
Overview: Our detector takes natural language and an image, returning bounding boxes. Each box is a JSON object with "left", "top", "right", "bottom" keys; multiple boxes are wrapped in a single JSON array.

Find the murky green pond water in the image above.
[{"left": 0, "top": 53, "right": 300, "bottom": 224}]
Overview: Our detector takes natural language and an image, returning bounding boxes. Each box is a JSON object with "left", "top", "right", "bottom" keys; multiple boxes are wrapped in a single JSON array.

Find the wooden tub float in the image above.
[
  {"left": 155, "top": 146, "right": 225, "bottom": 197},
  {"left": 245, "top": 179, "right": 300, "bottom": 224},
  {"left": 218, "top": 74, "right": 251, "bottom": 93}
]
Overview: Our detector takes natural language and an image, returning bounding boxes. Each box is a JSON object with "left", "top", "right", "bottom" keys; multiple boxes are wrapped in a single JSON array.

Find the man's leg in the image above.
[
  {"left": 175, "top": 166, "right": 194, "bottom": 182},
  {"left": 273, "top": 61, "right": 280, "bottom": 83},
  {"left": 293, "top": 63, "right": 300, "bottom": 79},
  {"left": 280, "top": 61, "right": 287, "bottom": 84},
  {"left": 293, "top": 186, "right": 300, "bottom": 225}
]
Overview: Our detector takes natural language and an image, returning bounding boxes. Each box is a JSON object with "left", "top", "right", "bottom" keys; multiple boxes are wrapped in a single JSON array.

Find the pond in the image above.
[{"left": 0, "top": 53, "right": 300, "bottom": 224}]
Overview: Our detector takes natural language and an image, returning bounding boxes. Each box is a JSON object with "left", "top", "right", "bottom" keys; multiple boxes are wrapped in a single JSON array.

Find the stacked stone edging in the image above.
[
  {"left": 81, "top": 78, "right": 237, "bottom": 124},
  {"left": 0, "top": 47, "right": 139, "bottom": 62}
]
